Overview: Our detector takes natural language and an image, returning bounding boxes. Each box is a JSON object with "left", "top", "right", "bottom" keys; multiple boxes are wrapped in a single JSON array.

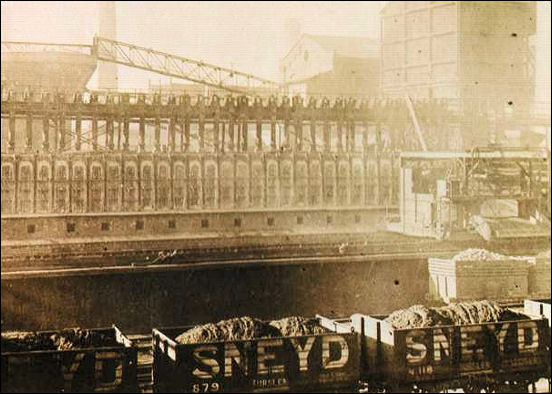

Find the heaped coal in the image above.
[
  {"left": 1, "top": 328, "right": 118, "bottom": 352},
  {"left": 269, "top": 316, "right": 328, "bottom": 337},
  {"left": 175, "top": 317, "right": 269, "bottom": 344},
  {"left": 50, "top": 328, "right": 118, "bottom": 350},
  {"left": 1, "top": 332, "right": 56, "bottom": 352},
  {"left": 384, "top": 301, "right": 529, "bottom": 329},
  {"left": 175, "top": 316, "right": 327, "bottom": 344}
]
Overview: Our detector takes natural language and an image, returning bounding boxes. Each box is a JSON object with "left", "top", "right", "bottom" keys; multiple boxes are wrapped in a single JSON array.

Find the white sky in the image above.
[{"left": 0, "top": 1, "right": 550, "bottom": 102}]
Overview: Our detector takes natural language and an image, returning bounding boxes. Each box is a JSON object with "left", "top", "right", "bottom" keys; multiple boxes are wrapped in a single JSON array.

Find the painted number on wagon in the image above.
[{"left": 192, "top": 382, "right": 221, "bottom": 392}]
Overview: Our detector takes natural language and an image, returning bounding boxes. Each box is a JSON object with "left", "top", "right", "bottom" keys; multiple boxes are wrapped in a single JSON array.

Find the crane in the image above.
[{"left": 1, "top": 36, "right": 282, "bottom": 96}]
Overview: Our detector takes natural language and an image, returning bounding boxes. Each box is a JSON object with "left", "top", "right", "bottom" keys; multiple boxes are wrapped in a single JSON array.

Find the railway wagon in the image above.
[
  {"left": 428, "top": 256, "right": 531, "bottom": 304},
  {"left": 351, "top": 313, "right": 551, "bottom": 392},
  {"left": 152, "top": 318, "right": 360, "bottom": 393},
  {"left": 1, "top": 326, "right": 139, "bottom": 393}
]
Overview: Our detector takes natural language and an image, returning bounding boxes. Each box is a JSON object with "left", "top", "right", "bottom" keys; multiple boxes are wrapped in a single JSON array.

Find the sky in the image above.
[{"left": 0, "top": 1, "right": 550, "bottom": 102}]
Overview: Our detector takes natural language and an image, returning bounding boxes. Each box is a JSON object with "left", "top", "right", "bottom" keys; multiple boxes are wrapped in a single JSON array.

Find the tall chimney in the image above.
[{"left": 97, "top": 1, "right": 117, "bottom": 90}]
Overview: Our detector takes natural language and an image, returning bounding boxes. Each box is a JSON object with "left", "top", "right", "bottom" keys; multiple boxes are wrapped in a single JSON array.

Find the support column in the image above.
[
  {"left": 58, "top": 114, "right": 67, "bottom": 151},
  {"left": 270, "top": 116, "right": 277, "bottom": 150},
  {"left": 8, "top": 112, "right": 16, "bottom": 151},
  {"left": 92, "top": 117, "right": 99, "bottom": 151},
  {"left": 117, "top": 119, "right": 122, "bottom": 150},
  {"left": 42, "top": 116, "right": 50, "bottom": 151},
  {"left": 138, "top": 117, "right": 145, "bottom": 152},
  {"left": 107, "top": 118, "right": 114, "bottom": 150},
  {"left": 310, "top": 118, "right": 316, "bottom": 152},
  {"left": 256, "top": 120, "right": 262, "bottom": 152},
  {"left": 25, "top": 114, "right": 33, "bottom": 151},
  {"left": 184, "top": 118, "right": 190, "bottom": 152},
  {"left": 123, "top": 118, "right": 129, "bottom": 151},
  {"left": 54, "top": 116, "right": 61, "bottom": 151},
  {"left": 214, "top": 117, "right": 220, "bottom": 153},
  {"left": 236, "top": 119, "right": 243, "bottom": 152},
  {"left": 220, "top": 121, "right": 226, "bottom": 153},
  {"left": 199, "top": 115, "right": 205, "bottom": 151},
  {"left": 349, "top": 121, "right": 355, "bottom": 152},
  {"left": 241, "top": 118, "right": 248, "bottom": 152},
  {"left": 362, "top": 122, "right": 369, "bottom": 152},
  {"left": 323, "top": 120, "right": 330, "bottom": 152},
  {"left": 228, "top": 118, "right": 235, "bottom": 152},
  {"left": 296, "top": 118, "right": 303, "bottom": 151},
  {"left": 75, "top": 116, "right": 82, "bottom": 151},
  {"left": 337, "top": 121, "right": 343, "bottom": 153},
  {"left": 168, "top": 117, "right": 176, "bottom": 152},
  {"left": 154, "top": 117, "right": 161, "bottom": 152}
]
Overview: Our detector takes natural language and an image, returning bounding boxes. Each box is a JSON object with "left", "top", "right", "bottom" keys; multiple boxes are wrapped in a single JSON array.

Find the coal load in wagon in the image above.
[
  {"left": 384, "top": 300, "right": 529, "bottom": 329},
  {"left": 1, "top": 328, "right": 118, "bottom": 352},
  {"left": 175, "top": 315, "right": 328, "bottom": 344}
]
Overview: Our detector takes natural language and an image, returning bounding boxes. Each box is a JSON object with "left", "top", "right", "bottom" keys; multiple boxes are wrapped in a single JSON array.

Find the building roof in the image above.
[{"left": 304, "top": 34, "right": 378, "bottom": 59}]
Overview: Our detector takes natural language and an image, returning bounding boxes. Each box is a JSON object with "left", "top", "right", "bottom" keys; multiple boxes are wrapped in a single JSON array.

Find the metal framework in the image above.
[
  {"left": 0, "top": 41, "right": 92, "bottom": 55},
  {"left": 1, "top": 37, "right": 282, "bottom": 96},
  {"left": 92, "top": 36, "right": 281, "bottom": 95}
]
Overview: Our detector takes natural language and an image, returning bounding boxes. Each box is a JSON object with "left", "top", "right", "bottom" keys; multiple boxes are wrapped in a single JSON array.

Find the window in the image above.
[
  {"left": 55, "top": 165, "right": 69, "bottom": 213},
  {"left": 297, "top": 216, "right": 303, "bottom": 225},
  {"left": 37, "top": 164, "right": 50, "bottom": 213},
  {"left": 1, "top": 164, "right": 15, "bottom": 214},
  {"left": 234, "top": 218, "right": 242, "bottom": 227},
  {"left": 168, "top": 219, "right": 176, "bottom": 229},
  {"left": 72, "top": 165, "right": 86, "bottom": 213},
  {"left": 107, "top": 165, "right": 120, "bottom": 211},
  {"left": 189, "top": 164, "right": 201, "bottom": 208},
  {"left": 157, "top": 164, "right": 170, "bottom": 210},
  {"left": 267, "top": 162, "right": 278, "bottom": 207},
  {"left": 142, "top": 165, "right": 153, "bottom": 208},
  {"left": 236, "top": 162, "right": 249, "bottom": 208},
  {"left": 201, "top": 218, "right": 209, "bottom": 228},
  {"left": 204, "top": 163, "right": 217, "bottom": 208},
  {"left": 27, "top": 224, "right": 36, "bottom": 234},
  {"left": 19, "top": 165, "right": 33, "bottom": 214},
  {"left": 101, "top": 222, "right": 110, "bottom": 231},
  {"left": 90, "top": 164, "right": 103, "bottom": 212},
  {"left": 136, "top": 220, "right": 144, "bottom": 230},
  {"left": 67, "top": 223, "right": 76, "bottom": 233},
  {"left": 124, "top": 165, "right": 138, "bottom": 211},
  {"left": 173, "top": 164, "right": 186, "bottom": 209},
  {"left": 267, "top": 217, "right": 274, "bottom": 226}
]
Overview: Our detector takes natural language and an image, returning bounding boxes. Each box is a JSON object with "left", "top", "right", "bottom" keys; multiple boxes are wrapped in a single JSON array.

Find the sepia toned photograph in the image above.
[{"left": 1, "top": 1, "right": 551, "bottom": 392}]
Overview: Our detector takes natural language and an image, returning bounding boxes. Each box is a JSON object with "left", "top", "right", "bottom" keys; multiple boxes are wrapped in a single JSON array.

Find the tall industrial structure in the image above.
[
  {"left": 380, "top": 1, "right": 536, "bottom": 102},
  {"left": 97, "top": 1, "right": 118, "bottom": 91},
  {"left": 380, "top": 1, "right": 539, "bottom": 149}
]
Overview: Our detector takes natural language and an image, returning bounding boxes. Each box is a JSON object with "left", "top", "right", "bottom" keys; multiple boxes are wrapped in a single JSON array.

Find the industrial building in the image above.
[
  {"left": 380, "top": 1, "right": 542, "bottom": 149},
  {"left": 281, "top": 34, "right": 380, "bottom": 98},
  {"left": 380, "top": 1, "right": 536, "bottom": 102}
]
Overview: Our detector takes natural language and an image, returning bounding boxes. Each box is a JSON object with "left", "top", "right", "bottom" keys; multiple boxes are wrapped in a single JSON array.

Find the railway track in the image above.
[{"left": 2, "top": 230, "right": 526, "bottom": 272}]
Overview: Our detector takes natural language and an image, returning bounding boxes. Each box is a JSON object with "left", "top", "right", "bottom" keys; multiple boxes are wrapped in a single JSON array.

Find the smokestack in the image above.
[{"left": 97, "top": 1, "right": 117, "bottom": 90}]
